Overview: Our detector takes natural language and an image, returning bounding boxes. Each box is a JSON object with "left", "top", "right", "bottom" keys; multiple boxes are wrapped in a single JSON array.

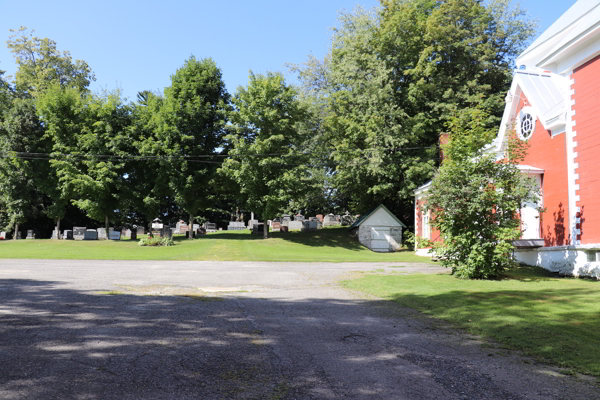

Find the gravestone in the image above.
[
  {"left": 136, "top": 226, "right": 145, "bottom": 236},
  {"left": 280, "top": 226, "right": 289, "bottom": 233},
  {"left": 316, "top": 221, "right": 323, "bottom": 229},
  {"left": 193, "top": 224, "right": 200, "bottom": 231},
  {"left": 130, "top": 230, "right": 137, "bottom": 240},
  {"left": 204, "top": 222, "right": 217, "bottom": 232},
  {"left": 324, "top": 214, "right": 341, "bottom": 227},
  {"left": 109, "top": 231, "right": 121, "bottom": 240},
  {"left": 288, "top": 221, "right": 303, "bottom": 230},
  {"left": 302, "top": 221, "right": 318, "bottom": 232},
  {"left": 63, "top": 230, "right": 73, "bottom": 240},
  {"left": 282, "top": 215, "right": 291, "bottom": 222},
  {"left": 97, "top": 228, "right": 107, "bottom": 240},
  {"left": 185, "top": 230, "right": 195, "bottom": 239},
  {"left": 121, "top": 228, "right": 130, "bottom": 238},
  {"left": 73, "top": 227, "right": 86, "bottom": 240},
  {"left": 247, "top": 219, "right": 258, "bottom": 230},
  {"left": 51, "top": 229, "right": 60, "bottom": 239},
  {"left": 272, "top": 222, "right": 281, "bottom": 231},
  {"left": 341, "top": 214, "right": 355, "bottom": 226},
  {"left": 178, "top": 223, "right": 189, "bottom": 233},
  {"left": 160, "top": 226, "right": 172, "bottom": 239},
  {"left": 84, "top": 229, "right": 98, "bottom": 240},
  {"left": 316, "top": 214, "right": 324, "bottom": 222},
  {"left": 294, "top": 214, "right": 305, "bottom": 221},
  {"left": 0, "top": 232, "right": 6, "bottom": 240},
  {"left": 227, "top": 221, "right": 246, "bottom": 231},
  {"left": 26, "top": 230, "right": 35, "bottom": 240},
  {"left": 309, "top": 217, "right": 318, "bottom": 222},
  {"left": 252, "top": 223, "right": 265, "bottom": 235}
]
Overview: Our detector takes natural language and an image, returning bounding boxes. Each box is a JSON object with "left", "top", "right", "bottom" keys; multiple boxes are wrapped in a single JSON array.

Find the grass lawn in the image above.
[
  {"left": 0, "top": 227, "right": 430, "bottom": 263},
  {"left": 343, "top": 266, "right": 600, "bottom": 377}
]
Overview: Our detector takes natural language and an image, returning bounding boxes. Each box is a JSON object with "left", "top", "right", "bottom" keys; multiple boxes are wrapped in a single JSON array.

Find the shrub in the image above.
[
  {"left": 425, "top": 108, "right": 540, "bottom": 279},
  {"left": 138, "top": 236, "right": 174, "bottom": 247}
]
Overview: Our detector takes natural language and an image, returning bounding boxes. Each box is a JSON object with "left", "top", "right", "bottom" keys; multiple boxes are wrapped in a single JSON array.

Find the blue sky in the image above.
[{"left": 0, "top": 0, "right": 579, "bottom": 101}]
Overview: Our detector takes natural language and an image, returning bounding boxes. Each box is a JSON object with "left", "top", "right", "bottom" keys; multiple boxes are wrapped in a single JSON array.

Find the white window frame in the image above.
[
  {"left": 516, "top": 106, "right": 537, "bottom": 141},
  {"left": 422, "top": 211, "right": 430, "bottom": 240}
]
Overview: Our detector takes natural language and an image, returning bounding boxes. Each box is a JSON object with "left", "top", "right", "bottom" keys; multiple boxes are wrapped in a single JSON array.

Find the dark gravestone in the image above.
[
  {"left": 130, "top": 230, "right": 137, "bottom": 240},
  {"left": 84, "top": 230, "right": 98, "bottom": 240},
  {"left": 63, "top": 230, "right": 73, "bottom": 240},
  {"left": 280, "top": 226, "right": 289, "bottom": 233},
  {"left": 252, "top": 223, "right": 265, "bottom": 235},
  {"left": 73, "top": 227, "right": 86, "bottom": 241}
]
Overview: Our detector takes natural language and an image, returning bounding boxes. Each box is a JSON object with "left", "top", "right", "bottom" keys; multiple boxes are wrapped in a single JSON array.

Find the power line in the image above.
[{"left": 0, "top": 145, "right": 438, "bottom": 161}]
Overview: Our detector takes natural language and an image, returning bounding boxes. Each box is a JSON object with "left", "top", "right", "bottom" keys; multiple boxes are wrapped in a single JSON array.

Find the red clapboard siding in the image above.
[
  {"left": 518, "top": 94, "right": 570, "bottom": 246},
  {"left": 572, "top": 55, "right": 600, "bottom": 244}
]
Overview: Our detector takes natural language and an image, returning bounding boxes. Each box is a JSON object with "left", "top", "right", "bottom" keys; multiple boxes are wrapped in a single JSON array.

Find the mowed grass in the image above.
[
  {"left": 343, "top": 266, "right": 600, "bottom": 377},
  {"left": 0, "top": 227, "right": 429, "bottom": 263}
]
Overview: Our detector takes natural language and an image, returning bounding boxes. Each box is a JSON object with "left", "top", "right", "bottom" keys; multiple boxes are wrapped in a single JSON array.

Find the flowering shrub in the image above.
[{"left": 138, "top": 236, "right": 174, "bottom": 247}]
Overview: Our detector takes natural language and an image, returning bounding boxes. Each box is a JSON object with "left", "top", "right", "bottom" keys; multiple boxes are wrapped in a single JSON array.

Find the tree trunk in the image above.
[
  {"left": 188, "top": 213, "right": 194, "bottom": 240},
  {"left": 105, "top": 215, "right": 109, "bottom": 239},
  {"left": 14, "top": 222, "right": 19, "bottom": 240},
  {"left": 263, "top": 210, "right": 268, "bottom": 239},
  {"left": 56, "top": 217, "right": 61, "bottom": 240}
]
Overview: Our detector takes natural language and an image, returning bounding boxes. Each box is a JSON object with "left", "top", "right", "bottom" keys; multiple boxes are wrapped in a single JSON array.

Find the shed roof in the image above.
[{"left": 349, "top": 204, "right": 407, "bottom": 229}]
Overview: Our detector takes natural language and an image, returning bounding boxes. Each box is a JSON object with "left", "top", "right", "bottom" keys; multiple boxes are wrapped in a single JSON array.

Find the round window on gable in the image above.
[{"left": 517, "top": 106, "right": 536, "bottom": 141}]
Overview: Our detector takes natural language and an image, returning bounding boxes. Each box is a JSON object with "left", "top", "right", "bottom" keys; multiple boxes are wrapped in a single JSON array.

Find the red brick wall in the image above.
[
  {"left": 572, "top": 55, "right": 600, "bottom": 244},
  {"left": 517, "top": 94, "right": 570, "bottom": 246}
]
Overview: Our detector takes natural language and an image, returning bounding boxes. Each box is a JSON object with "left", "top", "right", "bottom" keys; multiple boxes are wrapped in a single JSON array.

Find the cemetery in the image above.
[
  {"left": 0, "top": 224, "right": 423, "bottom": 262},
  {"left": 0, "top": 206, "right": 395, "bottom": 253}
]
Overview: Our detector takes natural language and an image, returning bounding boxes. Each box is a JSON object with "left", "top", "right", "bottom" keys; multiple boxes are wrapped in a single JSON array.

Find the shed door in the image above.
[{"left": 371, "top": 227, "right": 390, "bottom": 250}]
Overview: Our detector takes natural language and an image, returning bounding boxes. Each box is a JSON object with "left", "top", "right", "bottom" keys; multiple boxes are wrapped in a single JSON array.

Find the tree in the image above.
[
  {"left": 6, "top": 27, "right": 95, "bottom": 96},
  {"left": 219, "top": 72, "right": 308, "bottom": 239},
  {"left": 160, "top": 57, "right": 230, "bottom": 238},
  {"left": 37, "top": 85, "right": 132, "bottom": 234},
  {"left": 425, "top": 108, "right": 539, "bottom": 279},
  {"left": 290, "top": 0, "right": 536, "bottom": 223},
  {"left": 0, "top": 97, "right": 47, "bottom": 238}
]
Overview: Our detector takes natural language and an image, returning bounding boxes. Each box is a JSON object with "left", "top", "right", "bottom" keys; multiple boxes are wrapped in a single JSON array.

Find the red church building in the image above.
[{"left": 415, "top": 0, "right": 600, "bottom": 277}]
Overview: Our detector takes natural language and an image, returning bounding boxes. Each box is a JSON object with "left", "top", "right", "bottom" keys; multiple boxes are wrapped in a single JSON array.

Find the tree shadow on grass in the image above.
[
  {"left": 1, "top": 278, "right": 599, "bottom": 399},
  {"left": 387, "top": 285, "right": 600, "bottom": 376}
]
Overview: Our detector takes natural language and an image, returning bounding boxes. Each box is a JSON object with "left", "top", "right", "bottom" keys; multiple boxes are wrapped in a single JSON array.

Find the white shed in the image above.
[{"left": 349, "top": 205, "right": 406, "bottom": 252}]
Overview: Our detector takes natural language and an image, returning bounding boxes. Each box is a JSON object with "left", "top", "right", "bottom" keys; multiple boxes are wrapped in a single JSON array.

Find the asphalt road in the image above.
[{"left": 0, "top": 259, "right": 598, "bottom": 400}]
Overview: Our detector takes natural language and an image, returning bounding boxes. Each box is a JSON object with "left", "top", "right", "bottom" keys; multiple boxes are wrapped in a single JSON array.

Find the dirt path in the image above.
[{"left": 0, "top": 259, "right": 597, "bottom": 399}]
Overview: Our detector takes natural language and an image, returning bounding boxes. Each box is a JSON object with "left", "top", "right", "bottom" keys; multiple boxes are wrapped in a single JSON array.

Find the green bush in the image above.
[{"left": 138, "top": 236, "right": 174, "bottom": 247}]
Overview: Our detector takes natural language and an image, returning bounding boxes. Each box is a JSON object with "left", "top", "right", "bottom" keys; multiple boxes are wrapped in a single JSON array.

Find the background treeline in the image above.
[{"left": 0, "top": 0, "right": 535, "bottom": 238}]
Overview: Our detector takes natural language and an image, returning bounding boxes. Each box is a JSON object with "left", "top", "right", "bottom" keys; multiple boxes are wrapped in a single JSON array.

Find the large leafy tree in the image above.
[
  {"left": 219, "top": 72, "right": 308, "bottom": 239},
  {"left": 290, "top": 0, "right": 536, "bottom": 224},
  {"left": 159, "top": 57, "right": 230, "bottom": 237},
  {"left": 124, "top": 90, "right": 171, "bottom": 229},
  {"left": 0, "top": 97, "right": 47, "bottom": 238},
  {"left": 2, "top": 28, "right": 96, "bottom": 237},
  {"left": 37, "top": 86, "right": 132, "bottom": 234},
  {"left": 6, "top": 27, "right": 95, "bottom": 96}
]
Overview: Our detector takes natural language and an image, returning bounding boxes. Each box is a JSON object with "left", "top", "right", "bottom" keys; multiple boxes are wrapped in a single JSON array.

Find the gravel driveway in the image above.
[{"left": 0, "top": 259, "right": 597, "bottom": 399}]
